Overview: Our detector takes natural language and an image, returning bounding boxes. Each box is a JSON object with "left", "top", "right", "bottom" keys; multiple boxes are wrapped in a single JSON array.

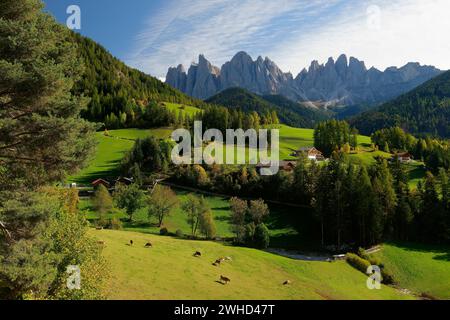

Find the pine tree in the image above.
[
  {"left": 417, "top": 172, "right": 444, "bottom": 242},
  {"left": 0, "top": 0, "right": 96, "bottom": 191},
  {"left": 0, "top": 0, "right": 97, "bottom": 299}
]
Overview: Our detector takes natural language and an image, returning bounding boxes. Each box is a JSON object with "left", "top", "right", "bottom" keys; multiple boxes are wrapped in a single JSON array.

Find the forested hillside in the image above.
[
  {"left": 71, "top": 33, "right": 202, "bottom": 126},
  {"left": 206, "top": 87, "right": 329, "bottom": 128},
  {"left": 350, "top": 71, "right": 450, "bottom": 137}
]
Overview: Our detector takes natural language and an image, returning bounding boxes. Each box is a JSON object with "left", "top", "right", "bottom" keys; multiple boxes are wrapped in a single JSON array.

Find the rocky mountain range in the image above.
[{"left": 166, "top": 52, "right": 442, "bottom": 107}]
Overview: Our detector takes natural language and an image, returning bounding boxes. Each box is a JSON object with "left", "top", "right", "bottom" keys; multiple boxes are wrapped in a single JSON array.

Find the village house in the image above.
[
  {"left": 91, "top": 178, "right": 111, "bottom": 189},
  {"left": 292, "top": 147, "right": 325, "bottom": 161},
  {"left": 256, "top": 160, "right": 297, "bottom": 174},
  {"left": 391, "top": 152, "right": 413, "bottom": 163}
]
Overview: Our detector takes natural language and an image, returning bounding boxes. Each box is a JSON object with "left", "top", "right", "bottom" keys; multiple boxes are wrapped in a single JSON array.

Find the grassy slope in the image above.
[
  {"left": 370, "top": 243, "right": 450, "bottom": 299},
  {"left": 95, "top": 229, "right": 413, "bottom": 300},
  {"left": 163, "top": 102, "right": 201, "bottom": 117},
  {"left": 69, "top": 128, "right": 172, "bottom": 183}
]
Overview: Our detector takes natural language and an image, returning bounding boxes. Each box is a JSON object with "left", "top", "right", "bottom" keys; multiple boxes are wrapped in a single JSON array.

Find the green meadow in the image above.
[
  {"left": 68, "top": 128, "right": 172, "bottom": 183},
  {"left": 94, "top": 229, "right": 414, "bottom": 300},
  {"left": 163, "top": 102, "right": 201, "bottom": 117},
  {"left": 370, "top": 243, "right": 450, "bottom": 299}
]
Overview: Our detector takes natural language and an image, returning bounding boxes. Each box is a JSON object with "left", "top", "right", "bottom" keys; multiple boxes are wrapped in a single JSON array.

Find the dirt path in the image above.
[{"left": 266, "top": 248, "right": 331, "bottom": 262}]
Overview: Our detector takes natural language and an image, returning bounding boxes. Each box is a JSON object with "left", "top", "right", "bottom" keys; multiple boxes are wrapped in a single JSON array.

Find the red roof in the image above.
[{"left": 92, "top": 179, "right": 110, "bottom": 187}]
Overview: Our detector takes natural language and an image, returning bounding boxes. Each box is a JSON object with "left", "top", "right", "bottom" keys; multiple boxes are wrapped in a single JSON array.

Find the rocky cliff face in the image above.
[{"left": 166, "top": 52, "right": 442, "bottom": 105}]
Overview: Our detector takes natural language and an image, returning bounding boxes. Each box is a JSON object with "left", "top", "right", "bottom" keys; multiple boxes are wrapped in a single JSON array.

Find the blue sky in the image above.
[{"left": 43, "top": 0, "right": 450, "bottom": 79}]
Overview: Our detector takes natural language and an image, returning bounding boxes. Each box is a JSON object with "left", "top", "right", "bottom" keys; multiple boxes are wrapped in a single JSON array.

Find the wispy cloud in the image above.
[{"left": 126, "top": 0, "right": 450, "bottom": 78}]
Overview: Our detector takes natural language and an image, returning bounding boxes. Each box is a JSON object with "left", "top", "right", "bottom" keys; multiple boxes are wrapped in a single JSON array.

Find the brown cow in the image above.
[
  {"left": 220, "top": 275, "right": 231, "bottom": 284},
  {"left": 145, "top": 242, "right": 152, "bottom": 248},
  {"left": 193, "top": 251, "right": 202, "bottom": 257}
]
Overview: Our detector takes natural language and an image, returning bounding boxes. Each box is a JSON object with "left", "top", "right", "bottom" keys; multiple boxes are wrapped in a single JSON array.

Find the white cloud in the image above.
[
  {"left": 126, "top": 0, "right": 450, "bottom": 78},
  {"left": 271, "top": 0, "right": 450, "bottom": 74}
]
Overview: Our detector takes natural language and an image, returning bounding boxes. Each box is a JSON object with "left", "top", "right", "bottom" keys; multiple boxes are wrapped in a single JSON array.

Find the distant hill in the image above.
[
  {"left": 206, "top": 87, "right": 329, "bottom": 128},
  {"left": 71, "top": 33, "right": 202, "bottom": 124},
  {"left": 350, "top": 70, "right": 450, "bottom": 138}
]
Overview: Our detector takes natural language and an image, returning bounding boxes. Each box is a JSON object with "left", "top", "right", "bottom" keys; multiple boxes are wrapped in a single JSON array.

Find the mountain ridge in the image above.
[{"left": 166, "top": 52, "right": 442, "bottom": 108}]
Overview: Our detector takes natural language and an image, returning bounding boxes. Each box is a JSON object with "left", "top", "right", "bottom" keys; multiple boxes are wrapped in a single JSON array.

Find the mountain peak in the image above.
[
  {"left": 198, "top": 54, "right": 209, "bottom": 64},
  {"left": 336, "top": 54, "right": 348, "bottom": 67},
  {"left": 232, "top": 51, "right": 253, "bottom": 62},
  {"left": 349, "top": 57, "right": 367, "bottom": 72}
]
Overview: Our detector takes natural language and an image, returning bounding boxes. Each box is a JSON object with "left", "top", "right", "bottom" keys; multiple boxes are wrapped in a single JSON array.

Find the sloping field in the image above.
[
  {"left": 94, "top": 229, "right": 414, "bottom": 300},
  {"left": 69, "top": 128, "right": 172, "bottom": 183},
  {"left": 370, "top": 243, "right": 450, "bottom": 299}
]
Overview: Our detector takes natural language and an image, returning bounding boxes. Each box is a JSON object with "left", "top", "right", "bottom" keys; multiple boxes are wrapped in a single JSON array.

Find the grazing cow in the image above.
[
  {"left": 220, "top": 275, "right": 231, "bottom": 284},
  {"left": 145, "top": 242, "right": 152, "bottom": 248},
  {"left": 283, "top": 280, "right": 291, "bottom": 285},
  {"left": 193, "top": 251, "right": 202, "bottom": 257},
  {"left": 213, "top": 259, "right": 222, "bottom": 265}
]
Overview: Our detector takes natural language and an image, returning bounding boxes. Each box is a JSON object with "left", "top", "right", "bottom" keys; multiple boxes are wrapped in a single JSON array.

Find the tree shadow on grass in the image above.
[
  {"left": 70, "top": 159, "right": 123, "bottom": 184},
  {"left": 266, "top": 204, "right": 321, "bottom": 251},
  {"left": 213, "top": 206, "right": 232, "bottom": 211},
  {"left": 214, "top": 215, "right": 231, "bottom": 222},
  {"left": 386, "top": 241, "right": 450, "bottom": 262},
  {"left": 433, "top": 252, "right": 450, "bottom": 261}
]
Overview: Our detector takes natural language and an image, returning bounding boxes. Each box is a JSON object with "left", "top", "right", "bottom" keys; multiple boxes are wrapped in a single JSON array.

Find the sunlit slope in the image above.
[{"left": 95, "top": 229, "right": 414, "bottom": 300}]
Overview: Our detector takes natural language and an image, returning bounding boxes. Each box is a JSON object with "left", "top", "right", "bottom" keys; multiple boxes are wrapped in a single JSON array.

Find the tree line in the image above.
[
  {"left": 314, "top": 120, "right": 358, "bottom": 157},
  {"left": 171, "top": 153, "right": 450, "bottom": 249}
]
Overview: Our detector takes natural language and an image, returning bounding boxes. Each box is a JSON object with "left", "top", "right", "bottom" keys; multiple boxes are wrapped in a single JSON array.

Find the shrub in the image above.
[
  {"left": 347, "top": 253, "right": 395, "bottom": 285},
  {"left": 254, "top": 223, "right": 270, "bottom": 249},
  {"left": 175, "top": 229, "right": 184, "bottom": 238},
  {"left": 346, "top": 253, "right": 371, "bottom": 273},
  {"left": 357, "top": 247, "right": 369, "bottom": 260},
  {"left": 244, "top": 223, "right": 256, "bottom": 244},
  {"left": 368, "top": 256, "right": 382, "bottom": 267},
  {"left": 160, "top": 227, "right": 169, "bottom": 235}
]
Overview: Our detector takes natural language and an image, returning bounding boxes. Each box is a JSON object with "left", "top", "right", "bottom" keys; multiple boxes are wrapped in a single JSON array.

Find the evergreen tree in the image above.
[
  {"left": 370, "top": 160, "right": 397, "bottom": 240},
  {"left": 0, "top": 0, "right": 98, "bottom": 299},
  {"left": 0, "top": 0, "right": 96, "bottom": 191}
]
